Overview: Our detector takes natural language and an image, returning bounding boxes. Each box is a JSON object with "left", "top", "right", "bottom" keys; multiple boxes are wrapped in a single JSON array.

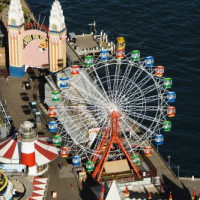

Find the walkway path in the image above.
[
  {"left": 148, "top": 149, "right": 200, "bottom": 199},
  {"left": 44, "top": 156, "right": 83, "bottom": 200},
  {"left": 10, "top": 176, "right": 33, "bottom": 200},
  {"left": 0, "top": 75, "right": 35, "bottom": 129}
]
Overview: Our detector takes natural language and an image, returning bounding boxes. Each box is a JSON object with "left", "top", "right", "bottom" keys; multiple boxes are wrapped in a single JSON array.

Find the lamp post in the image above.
[
  {"left": 167, "top": 155, "right": 171, "bottom": 168},
  {"left": 177, "top": 165, "right": 180, "bottom": 178}
]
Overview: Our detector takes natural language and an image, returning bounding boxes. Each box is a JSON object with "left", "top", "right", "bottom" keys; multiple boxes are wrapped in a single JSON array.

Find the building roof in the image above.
[
  {"left": 0, "top": 134, "right": 59, "bottom": 166},
  {"left": 28, "top": 176, "right": 48, "bottom": 200}
]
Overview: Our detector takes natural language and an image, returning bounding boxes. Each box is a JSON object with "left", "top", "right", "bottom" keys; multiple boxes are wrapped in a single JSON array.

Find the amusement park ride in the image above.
[{"left": 45, "top": 36, "right": 176, "bottom": 182}]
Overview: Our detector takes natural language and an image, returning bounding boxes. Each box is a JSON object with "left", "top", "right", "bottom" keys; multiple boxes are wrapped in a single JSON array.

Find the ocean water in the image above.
[{"left": 26, "top": 0, "right": 200, "bottom": 177}]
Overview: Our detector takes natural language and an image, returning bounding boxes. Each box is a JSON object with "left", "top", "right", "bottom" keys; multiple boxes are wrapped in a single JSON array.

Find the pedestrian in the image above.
[
  {"left": 5, "top": 76, "right": 8, "bottom": 85},
  {"left": 28, "top": 77, "right": 32, "bottom": 82},
  {"left": 22, "top": 84, "right": 25, "bottom": 90},
  {"left": 58, "top": 163, "right": 61, "bottom": 170}
]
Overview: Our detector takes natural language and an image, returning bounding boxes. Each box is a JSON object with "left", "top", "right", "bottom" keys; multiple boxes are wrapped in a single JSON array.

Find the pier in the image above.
[{"left": 0, "top": 0, "right": 200, "bottom": 199}]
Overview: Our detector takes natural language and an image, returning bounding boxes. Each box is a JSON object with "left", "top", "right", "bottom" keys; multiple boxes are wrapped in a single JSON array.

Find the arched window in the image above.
[
  {"left": 11, "top": 19, "right": 16, "bottom": 25},
  {"left": 52, "top": 24, "right": 57, "bottom": 31}
]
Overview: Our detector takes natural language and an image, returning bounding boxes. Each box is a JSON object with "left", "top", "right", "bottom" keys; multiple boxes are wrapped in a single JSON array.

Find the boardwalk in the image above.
[
  {"left": 148, "top": 149, "right": 200, "bottom": 199},
  {"left": 0, "top": 75, "right": 35, "bottom": 129}
]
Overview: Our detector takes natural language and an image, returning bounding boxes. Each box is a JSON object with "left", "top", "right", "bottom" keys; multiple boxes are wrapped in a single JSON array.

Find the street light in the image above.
[
  {"left": 167, "top": 155, "right": 171, "bottom": 168},
  {"left": 177, "top": 165, "right": 180, "bottom": 178}
]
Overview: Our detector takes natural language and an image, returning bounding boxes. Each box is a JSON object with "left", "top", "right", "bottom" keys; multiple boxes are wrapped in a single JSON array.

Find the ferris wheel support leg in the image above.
[
  {"left": 92, "top": 139, "right": 113, "bottom": 180},
  {"left": 90, "top": 134, "right": 107, "bottom": 163},
  {"left": 116, "top": 138, "right": 142, "bottom": 179},
  {"left": 97, "top": 141, "right": 113, "bottom": 183}
]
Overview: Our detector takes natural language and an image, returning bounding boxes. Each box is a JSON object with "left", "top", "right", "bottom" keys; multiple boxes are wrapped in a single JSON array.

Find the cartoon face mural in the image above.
[{"left": 23, "top": 30, "right": 49, "bottom": 68}]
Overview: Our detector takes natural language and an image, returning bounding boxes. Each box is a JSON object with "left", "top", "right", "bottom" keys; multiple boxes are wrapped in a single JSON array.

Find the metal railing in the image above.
[{"left": 0, "top": 99, "right": 11, "bottom": 138}]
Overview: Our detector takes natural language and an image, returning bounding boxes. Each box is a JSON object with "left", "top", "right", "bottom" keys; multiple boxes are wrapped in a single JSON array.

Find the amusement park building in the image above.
[
  {"left": 7, "top": 0, "right": 66, "bottom": 77},
  {"left": 0, "top": 121, "right": 59, "bottom": 176}
]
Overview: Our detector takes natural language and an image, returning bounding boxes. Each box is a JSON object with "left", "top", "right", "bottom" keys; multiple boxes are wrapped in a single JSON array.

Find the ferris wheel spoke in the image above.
[
  {"left": 115, "top": 64, "right": 135, "bottom": 101},
  {"left": 123, "top": 116, "right": 155, "bottom": 142},
  {"left": 119, "top": 63, "right": 132, "bottom": 86},
  {"left": 124, "top": 106, "right": 160, "bottom": 112},
  {"left": 105, "top": 64, "right": 113, "bottom": 99},
  {"left": 118, "top": 68, "right": 143, "bottom": 99},
  {"left": 69, "top": 81, "right": 107, "bottom": 107},
  {"left": 129, "top": 76, "right": 154, "bottom": 99},
  {"left": 78, "top": 70, "right": 109, "bottom": 103},
  {"left": 113, "top": 63, "right": 121, "bottom": 100},
  {"left": 61, "top": 87, "right": 103, "bottom": 106},
  {"left": 128, "top": 111, "right": 159, "bottom": 123},
  {"left": 90, "top": 65, "right": 112, "bottom": 105},
  {"left": 134, "top": 84, "right": 159, "bottom": 99},
  {"left": 120, "top": 117, "right": 145, "bottom": 145},
  {"left": 128, "top": 95, "right": 159, "bottom": 106},
  {"left": 119, "top": 123, "right": 136, "bottom": 152},
  {"left": 119, "top": 77, "right": 149, "bottom": 102}
]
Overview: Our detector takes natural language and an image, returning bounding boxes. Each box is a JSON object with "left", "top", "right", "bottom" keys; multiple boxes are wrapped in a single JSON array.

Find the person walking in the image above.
[{"left": 5, "top": 76, "right": 8, "bottom": 85}]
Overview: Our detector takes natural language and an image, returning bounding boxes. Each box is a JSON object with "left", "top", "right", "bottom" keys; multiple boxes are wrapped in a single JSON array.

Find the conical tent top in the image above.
[
  {"left": 99, "top": 194, "right": 103, "bottom": 200},
  {"left": 192, "top": 187, "right": 196, "bottom": 199},
  {"left": 101, "top": 183, "right": 105, "bottom": 194},
  {"left": 125, "top": 185, "right": 129, "bottom": 197},
  {"left": 148, "top": 192, "right": 152, "bottom": 199},
  {"left": 169, "top": 191, "right": 173, "bottom": 200}
]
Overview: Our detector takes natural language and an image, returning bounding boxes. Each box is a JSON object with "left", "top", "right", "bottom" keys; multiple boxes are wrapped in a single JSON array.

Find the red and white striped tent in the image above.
[
  {"left": 28, "top": 176, "right": 49, "bottom": 200},
  {"left": 0, "top": 134, "right": 59, "bottom": 166}
]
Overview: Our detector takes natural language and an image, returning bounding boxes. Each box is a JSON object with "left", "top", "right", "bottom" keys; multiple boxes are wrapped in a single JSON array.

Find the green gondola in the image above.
[
  {"left": 131, "top": 154, "right": 140, "bottom": 165},
  {"left": 164, "top": 78, "right": 172, "bottom": 89},
  {"left": 86, "top": 161, "right": 95, "bottom": 172},
  {"left": 53, "top": 134, "right": 62, "bottom": 146},
  {"left": 163, "top": 121, "right": 172, "bottom": 132},
  {"left": 84, "top": 55, "right": 94, "bottom": 67},
  {"left": 52, "top": 91, "right": 61, "bottom": 102},
  {"left": 131, "top": 50, "right": 140, "bottom": 61}
]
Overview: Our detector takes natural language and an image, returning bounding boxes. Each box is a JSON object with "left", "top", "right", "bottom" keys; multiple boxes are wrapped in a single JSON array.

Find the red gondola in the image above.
[
  {"left": 167, "top": 106, "right": 176, "bottom": 117},
  {"left": 48, "top": 106, "right": 57, "bottom": 117},
  {"left": 155, "top": 66, "right": 165, "bottom": 77},
  {"left": 144, "top": 146, "right": 153, "bottom": 156},
  {"left": 61, "top": 147, "right": 70, "bottom": 157},
  {"left": 71, "top": 65, "right": 80, "bottom": 76}
]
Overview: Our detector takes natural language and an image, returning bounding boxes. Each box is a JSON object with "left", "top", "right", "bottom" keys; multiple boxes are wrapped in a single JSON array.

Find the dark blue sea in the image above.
[{"left": 26, "top": 0, "right": 200, "bottom": 177}]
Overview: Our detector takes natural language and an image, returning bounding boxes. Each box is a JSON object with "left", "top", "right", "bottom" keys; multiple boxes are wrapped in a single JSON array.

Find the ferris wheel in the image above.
[{"left": 46, "top": 49, "right": 176, "bottom": 165}]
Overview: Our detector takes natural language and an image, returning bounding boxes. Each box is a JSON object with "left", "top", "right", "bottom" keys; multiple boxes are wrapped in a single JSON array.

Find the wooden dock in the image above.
[{"left": 147, "top": 149, "right": 200, "bottom": 199}]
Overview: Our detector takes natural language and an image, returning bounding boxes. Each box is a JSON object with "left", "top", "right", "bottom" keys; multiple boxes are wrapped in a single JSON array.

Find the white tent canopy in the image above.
[{"left": 106, "top": 180, "right": 122, "bottom": 200}]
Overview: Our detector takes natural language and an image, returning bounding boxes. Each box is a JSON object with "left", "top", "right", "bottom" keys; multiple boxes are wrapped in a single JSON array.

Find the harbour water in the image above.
[{"left": 26, "top": 0, "right": 200, "bottom": 177}]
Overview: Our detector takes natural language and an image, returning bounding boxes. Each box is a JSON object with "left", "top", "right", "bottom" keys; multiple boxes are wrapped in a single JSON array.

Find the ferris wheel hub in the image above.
[
  {"left": 109, "top": 103, "right": 119, "bottom": 113},
  {"left": 111, "top": 110, "right": 121, "bottom": 119}
]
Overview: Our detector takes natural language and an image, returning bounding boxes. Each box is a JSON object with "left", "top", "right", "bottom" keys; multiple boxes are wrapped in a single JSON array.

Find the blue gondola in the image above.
[
  {"left": 59, "top": 77, "right": 69, "bottom": 88},
  {"left": 145, "top": 56, "right": 154, "bottom": 68},
  {"left": 155, "top": 134, "right": 164, "bottom": 145},
  {"left": 167, "top": 91, "right": 176, "bottom": 103},
  {"left": 100, "top": 50, "right": 109, "bottom": 61},
  {"left": 48, "top": 121, "right": 58, "bottom": 132},
  {"left": 72, "top": 155, "right": 81, "bottom": 166}
]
